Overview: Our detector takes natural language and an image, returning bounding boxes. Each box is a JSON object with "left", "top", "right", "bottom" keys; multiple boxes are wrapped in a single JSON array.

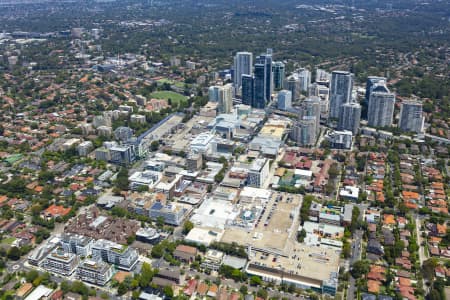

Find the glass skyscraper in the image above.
[{"left": 272, "top": 61, "right": 285, "bottom": 90}]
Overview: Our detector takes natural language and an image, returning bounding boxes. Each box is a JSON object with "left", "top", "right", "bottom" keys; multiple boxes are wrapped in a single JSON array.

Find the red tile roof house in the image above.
[
  {"left": 207, "top": 284, "right": 218, "bottom": 298},
  {"left": 41, "top": 204, "right": 71, "bottom": 219},
  {"left": 196, "top": 282, "right": 209, "bottom": 296},
  {"left": 395, "top": 257, "right": 412, "bottom": 270},
  {"left": 229, "top": 293, "right": 240, "bottom": 300},
  {"left": 367, "top": 265, "right": 386, "bottom": 282},
  {"left": 183, "top": 278, "right": 197, "bottom": 296},
  {"left": 435, "top": 266, "right": 447, "bottom": 278}
]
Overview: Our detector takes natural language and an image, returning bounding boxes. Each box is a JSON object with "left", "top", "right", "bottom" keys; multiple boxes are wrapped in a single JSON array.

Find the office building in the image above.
[
  {"left": 149, "top": 202, "right": 187, "bottom": 226},
  {"left": 218, "top": 84, "right": 233, "bottom": 113},
  {"left": 241, "top": 74, "right": 255, "bottom": 106},
  {"left": 399, "top": 101, "right": 424, "bottom": 133},
  {"left": 76, "top": 260, "right": 114, "bottom": 286},
  {"left": 302, "top": 97, "right": 321, "bottom": 135},
  {"left": 368, "top": 92, "right": 395, "bottom": 127},
  {"left": 247, "top": 158, "right": 270, "bottom": 188},
  {"left": 128, "top": 170, "right": 161, "bottom": 190},
  {"left": 262, "top": 51, "right": 273, "bottom": 101},
  {"left": 329, "top": 130, "right": 353, "bottom": 149},
  {"left": 290, "top": 118, "right": 317, "bottom": 146},
  {"left": 144, "top": 160, "right": 165, "bottom": 172},
  {"left": 190, "top": 132, "right": 215, "bottom": 154},
  {"left": 91, "top": 239, "right": 139, "bottom": 271},
  {"left": 338, "top": 102, "right": 361, "bottom": 134},
  {"left": 154, "top": 175, "right": 183, "bottom": 199},
  {"left": 136, "top": 227, "right": 161, "bottom": 244},
  {"left": 329, "top": 71, "right": 353, "bottom": 119},
  {"left": 201, "top": 250, "right": 224, "bottom": 271},
  {"left": 272, "top": 61, "right": 285, "bottom": 90},
  {"left": 186, "top": 152, "right": 203, "bottom": 171},
  {"left": 254, "top": 61, "right": 267, "bottom": 108},
  {"left": 233, "top": 52, "right": 253, "bottom": 90},
  {"left": 285, "top": 75, "right": 301, "bottom": 101},
  {"left": 60, "top": 233, "right": 93, "bottom": 257},
  {"left": 277, "top": 90, "right": 292, "bottom": 111},
  {"left": 43, "top": 247, "right": 80, "bottom": 276},
  {"left": 254, "top": 51, "right": 273, "bottom": 106},
  {"left": 109, "top": 144, "right": 135, "bottom": 165}
]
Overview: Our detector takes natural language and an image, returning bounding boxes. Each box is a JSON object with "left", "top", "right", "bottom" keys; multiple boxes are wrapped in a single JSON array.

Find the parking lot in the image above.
[{"left": 221, "top": 192, "right": 302, "bottom": 255}]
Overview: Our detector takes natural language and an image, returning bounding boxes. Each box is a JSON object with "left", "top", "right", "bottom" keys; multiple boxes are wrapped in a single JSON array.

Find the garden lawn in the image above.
[{"left": 150, "top": 91, "right": 187, "bottom": 106}]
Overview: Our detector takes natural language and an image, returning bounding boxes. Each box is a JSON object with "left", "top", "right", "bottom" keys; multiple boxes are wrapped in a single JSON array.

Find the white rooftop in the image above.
[
  {"left": 184, "top": 227, "right": 224, "bottom": 246},
  {"left": 294, "top": 169, "right": 313, "bottom": 178},
  {"left": 240, "top": 187, "right": 272, "bottom": 202},
  {"left": 190, "top": 132, "right": 215, "bottom": 147},
  {"left": 190, "top": 198, "right": 239, "bottom": 229},
  {"left": 339, "top": 186, "right": 360, "bottom": 199},
  {"left": 24, "top": 285, "right": 53, "bottom": 300}
]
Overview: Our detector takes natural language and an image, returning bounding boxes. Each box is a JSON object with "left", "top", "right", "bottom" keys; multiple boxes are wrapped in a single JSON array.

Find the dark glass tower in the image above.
[{"left": 241, "top": 74, "right": 255, "bottom": 106}]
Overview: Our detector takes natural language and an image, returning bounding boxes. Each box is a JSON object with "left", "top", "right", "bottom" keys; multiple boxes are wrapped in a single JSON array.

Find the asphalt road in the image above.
[
  {"left": 351, "top": 230, "right": 363, "bottom": 264},
  {"left": 347, "top": 229, "right": 363, "bottom": 300},
  {"left": 415, "top": 215, "right": 426, "bottom": 266}
]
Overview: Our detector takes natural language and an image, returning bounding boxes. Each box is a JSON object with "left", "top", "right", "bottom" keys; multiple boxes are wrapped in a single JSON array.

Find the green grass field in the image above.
[
  {"left": 1, "top": 237, "right": 16, "bottom": 245},
  {"left": 150, "top": 91, "right": 187, "bottom": 105},
  {"left": 156, "top": 78, "right": 173, "bottom": 84},
  {"left": 156, "top": 78, "right": 184, "bottom": 87}
]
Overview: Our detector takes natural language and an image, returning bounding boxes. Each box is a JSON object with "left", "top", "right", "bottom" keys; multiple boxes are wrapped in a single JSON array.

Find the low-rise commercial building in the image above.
[
  {"left": 152, "top": 268, "right": 185, "bottom": 287},
  {"left": 173, "top": 245, "right": 198, "bottom": 263},
  {"left": 136, "top": 227, "right": 161, "bottom": 244},
  {"left": 201, "top": 250, "right": 224, "bottom": 271},
  {"left": 245, "top": 246, "right": 339, "bottom": 295},
  {"left": 128, "top": 171, "right": 161, "bottom": 191},
  {"left": 247, "top": 158, "right": 270, "bottom": 188},
  {"left": 149, "top": 202, "right": 187, "bottom": 226}
]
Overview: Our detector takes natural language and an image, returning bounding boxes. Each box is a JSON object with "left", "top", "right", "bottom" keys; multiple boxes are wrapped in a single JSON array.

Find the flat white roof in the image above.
[
  {"left": 295, "top": 169, "right": 313, "bottom": 177},
  {"left": 240, "top": 186, "right": 272, "bottom": 201},
  {"left": 24, "top": 285, "right": 53, "bottom": 300},
  {"left": 190, "top": 198, "right": 239, "bottom": 229},
  {"left": 339, "top": 186, "right": 360, "bottom": 198},
  {"left": 185, "top": 227, "right": 224, "bottom": 246}
]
